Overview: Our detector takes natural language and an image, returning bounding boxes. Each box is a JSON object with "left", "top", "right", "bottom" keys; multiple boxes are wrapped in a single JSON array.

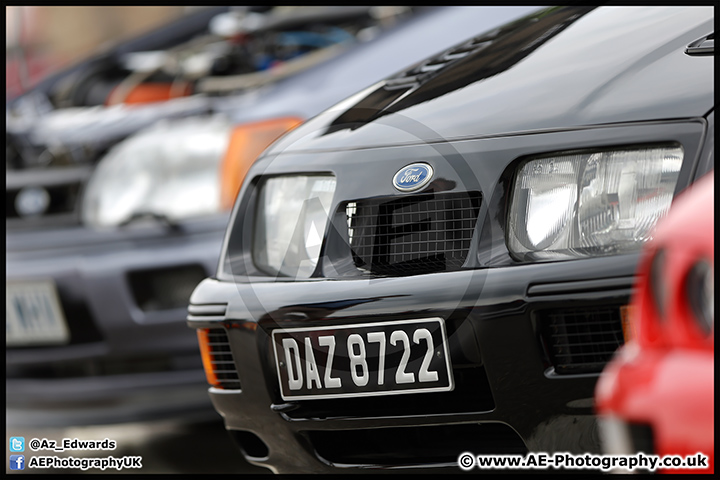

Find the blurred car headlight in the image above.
[
  {"left": 82, "top": 115, "right": 303, "bottom": 228},
  {"left": 82, "top": 115, "right": 232, "bottom": 227},
  {"left": 508, "top": 145, "right": 683, "bottom": 260},
  {"left": 253, "top": 175, "right": 336, "bottom": 278}
]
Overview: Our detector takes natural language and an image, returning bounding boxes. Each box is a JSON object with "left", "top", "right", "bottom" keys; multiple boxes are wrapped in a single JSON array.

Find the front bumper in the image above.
[
  {"left": 596, "top": 346, "right": 714, "bottom": 473},
  {"left": 189, "top": 254, "right": 638, "bottom": 473},
  {"left": 6, "top": 215, "right": 228, "bottom": 426}
]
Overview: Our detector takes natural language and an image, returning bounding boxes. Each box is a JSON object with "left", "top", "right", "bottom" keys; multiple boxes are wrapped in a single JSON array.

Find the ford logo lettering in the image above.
[{"left": 392, "top": 163, "right": 434, "bottom": 192}]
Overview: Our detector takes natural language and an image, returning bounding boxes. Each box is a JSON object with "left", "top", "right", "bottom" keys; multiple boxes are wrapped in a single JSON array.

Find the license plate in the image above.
[
  {"left": 6, "top": 280, "right": 70, "bottom": 346},
  {"left": 272, "top": 318, "right": 453, "bottom": 400}
]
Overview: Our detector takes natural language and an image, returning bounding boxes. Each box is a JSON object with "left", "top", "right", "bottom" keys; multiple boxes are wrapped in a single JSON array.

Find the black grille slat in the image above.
[
  {"left": 551, "top": 330, "right": 623, "bottom": 338},
  {"left": 540, "top": 307, "right": 625, "bottom": 374},
  {"left": 346, "top": 192, "right": 481, "bottom": 277},
  {"left": 129, "top": 265, "right": 207, "bottom": 312},
  {"left": 206, "top": 327, "right": 241, "bottom": 389},
  {"left": 549, "top": 321, "right": 623, "bottom": 329}
]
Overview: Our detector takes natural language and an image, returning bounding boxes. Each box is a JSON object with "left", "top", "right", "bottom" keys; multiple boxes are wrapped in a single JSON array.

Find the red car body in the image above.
[{"left": 595, "top": 172, "right": 714, "bottom": 474}]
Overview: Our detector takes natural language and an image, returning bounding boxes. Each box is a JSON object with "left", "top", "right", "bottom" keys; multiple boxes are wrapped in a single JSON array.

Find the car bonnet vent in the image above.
[
  {"left": 686, "top": 33, "right": 714, "bottom": 56},
  {"left": 384, "top": 31, "right": 497, "bottom": 91}
]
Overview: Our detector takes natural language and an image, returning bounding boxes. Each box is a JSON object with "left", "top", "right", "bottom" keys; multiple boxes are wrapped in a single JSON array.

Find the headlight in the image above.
[
  {"left": 82, "top": 116, "right": 232, "bottom": 227},
  {"left": 82, "top": 115, "right": 302, "bottom": 228},
  {"left": 253, "top": 175, "right": 336, "bottom": 278},
  {"left": 508, "top": 145, "right": 683, "bottom": 260}
]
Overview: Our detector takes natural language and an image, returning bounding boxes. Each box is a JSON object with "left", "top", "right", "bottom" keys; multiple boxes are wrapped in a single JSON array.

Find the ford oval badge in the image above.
[{"left": 392, "top": 163, "right": 434, "bottom": 192}]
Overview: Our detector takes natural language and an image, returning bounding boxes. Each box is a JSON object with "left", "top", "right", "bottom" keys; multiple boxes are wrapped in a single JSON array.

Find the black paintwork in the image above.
[
  {"left": 266, "top": 6, "right": 713, "bottom": 154},
  {"left": 188, "top": 6, "right": 715, "bottom": 473}
]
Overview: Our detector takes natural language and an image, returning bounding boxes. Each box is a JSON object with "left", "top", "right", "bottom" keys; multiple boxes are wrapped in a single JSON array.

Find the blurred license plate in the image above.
[
  {"left": 6, "top": 280, "right": 70, "bottom": 346},
  {"left": 272, "top": 318, "right": 453, "bottom": 400}
]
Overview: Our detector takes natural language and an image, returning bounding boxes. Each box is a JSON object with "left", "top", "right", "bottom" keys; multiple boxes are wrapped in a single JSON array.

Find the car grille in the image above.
[
  {"left": 306, "top": 423, "right": 527, "bottom": 467},
  {"left": 538, "top": 307, "right": 625, "bottom": 374},
  {"left": 345, "top": 191, "right": 481, "bottom": 276},
  {"left": 204, "top": 328, "right": 242, "bottom": 389},
  {"left": 128, "top": 264, "right": 207, "bottom": 311}
]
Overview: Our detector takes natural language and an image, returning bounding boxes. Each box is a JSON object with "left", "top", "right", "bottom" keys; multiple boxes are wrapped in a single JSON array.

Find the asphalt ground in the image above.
[{"left": 5, "top": 418, "right": 270, "bottom": 474}]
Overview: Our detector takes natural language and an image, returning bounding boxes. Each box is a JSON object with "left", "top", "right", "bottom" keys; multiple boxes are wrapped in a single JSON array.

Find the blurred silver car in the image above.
[{"left": 6, "top": 6, "right": 542, "bottom": 426}]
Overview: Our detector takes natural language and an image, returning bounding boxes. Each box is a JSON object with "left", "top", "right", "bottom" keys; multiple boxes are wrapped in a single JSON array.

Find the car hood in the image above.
[
  {"left": 266, "top": 6, "right": 714, "bottom": 155},
  {"left": 212, "top": 7, "right": 544, "bottom": 125}
]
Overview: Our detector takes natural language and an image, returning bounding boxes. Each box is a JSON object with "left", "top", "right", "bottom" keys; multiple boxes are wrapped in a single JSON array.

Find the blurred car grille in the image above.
[
  {"left": 128, "top": 264, "right": 207, "bottom": 312},
  {"left": 538, "top": 306, "right": 625, "bottom": 374},
  {"left": 306, "top": 423, "right": 527, "bottom": 467},
  {"left": 345, "top": 191, "right": 481, "bottom": 276}
]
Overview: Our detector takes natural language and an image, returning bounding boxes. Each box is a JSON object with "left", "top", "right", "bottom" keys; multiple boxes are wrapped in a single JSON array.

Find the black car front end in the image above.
[
  {"left": 188, "top": 121, "right": 711, "bottom": 473},
  {"left": 187, "top": 6, "right": 714, "bottom": 473}
]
